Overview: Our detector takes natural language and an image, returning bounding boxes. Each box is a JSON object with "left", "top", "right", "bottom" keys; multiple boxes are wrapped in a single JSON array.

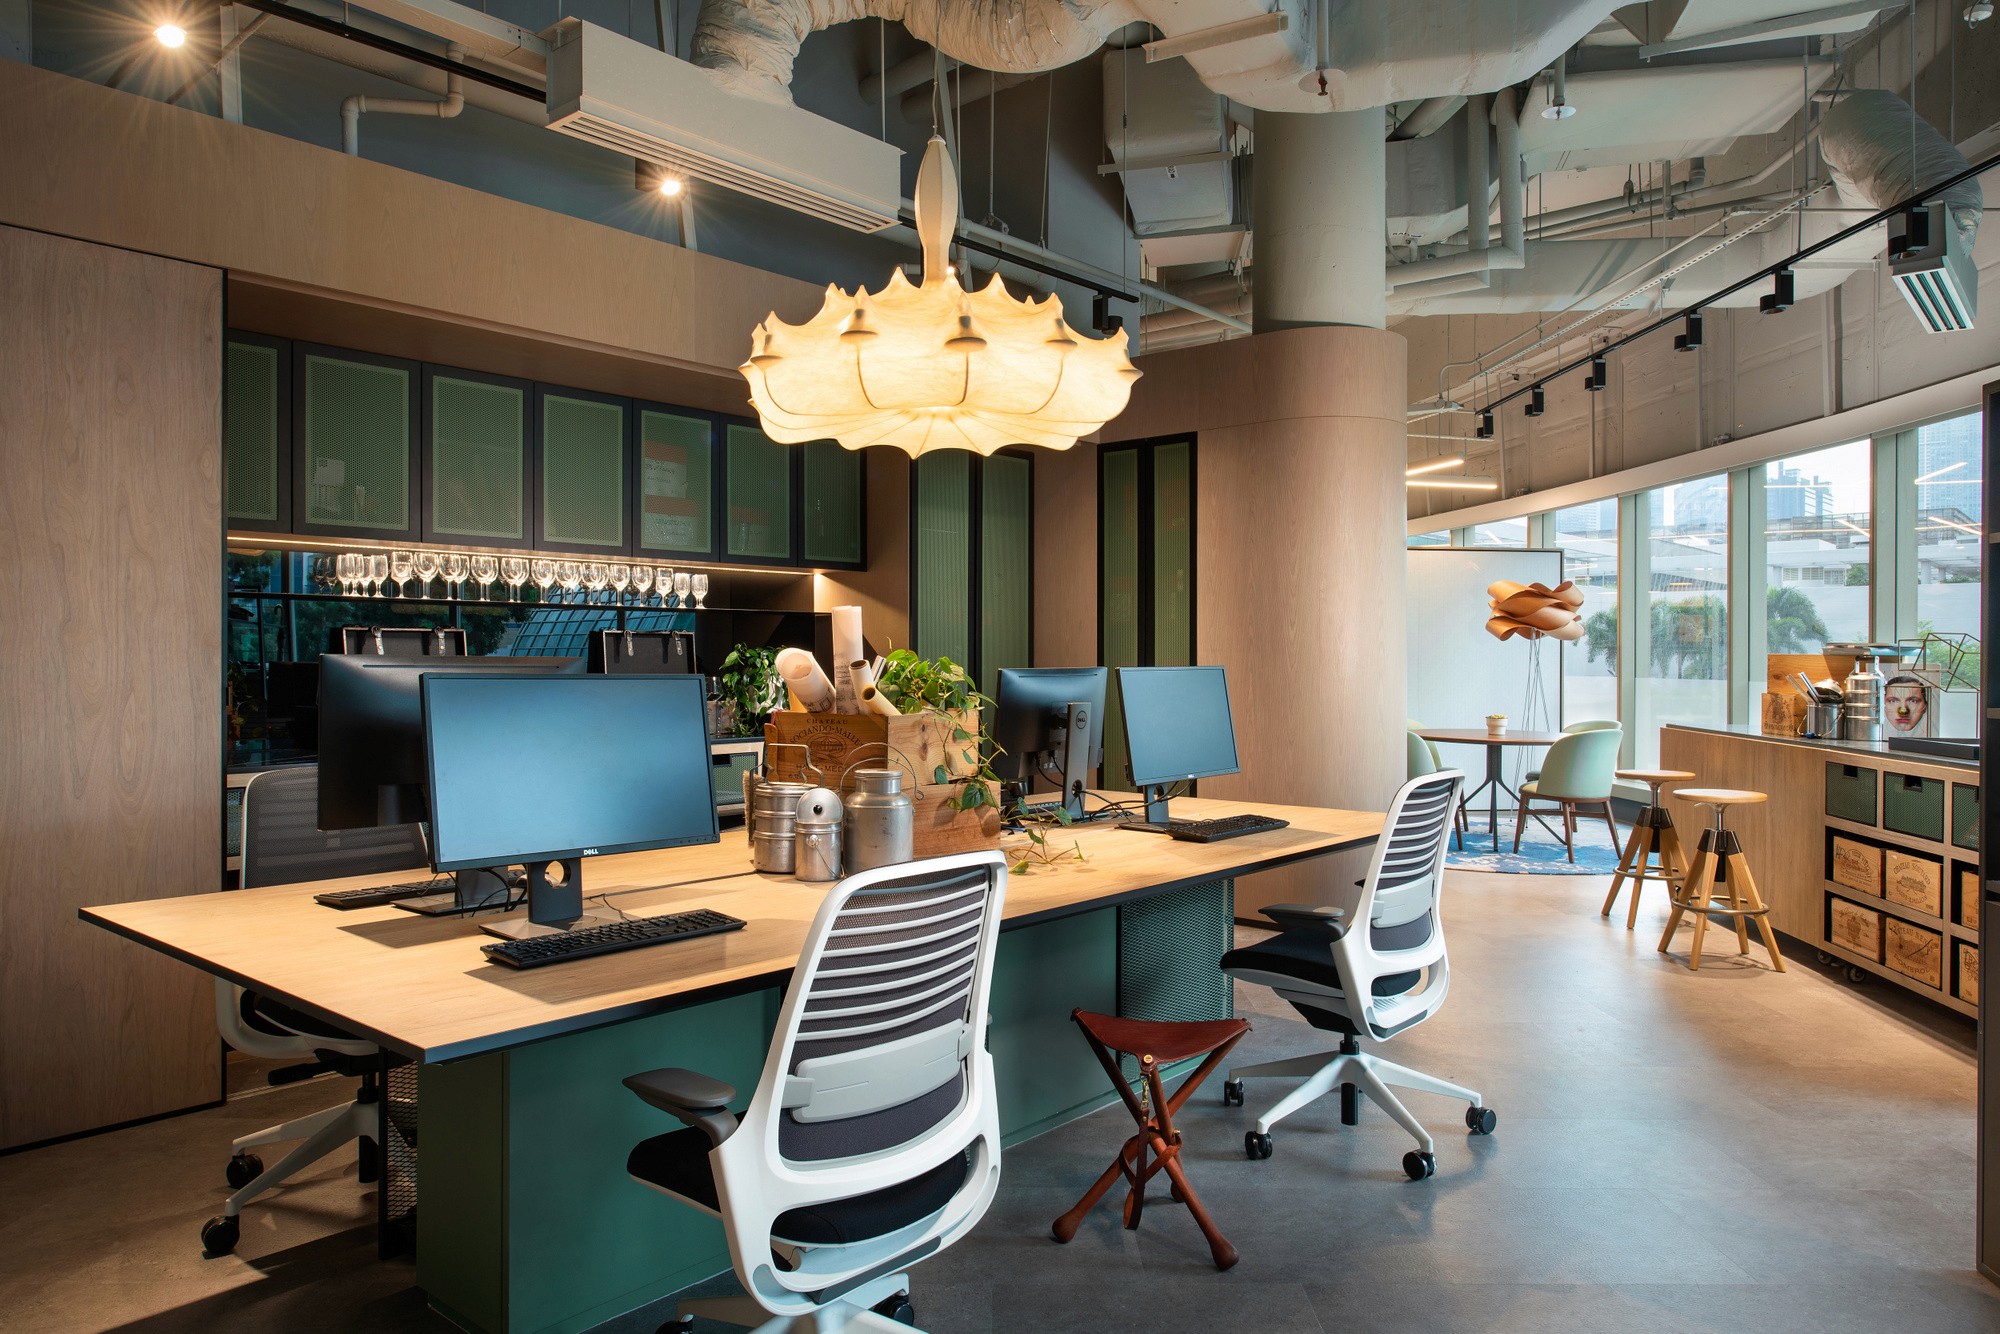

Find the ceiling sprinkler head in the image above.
[
  {"left": 1541, "top": 98, "right": 1576, "bottom": 121},
  {"left": 1967, "top": 0, "right": 1993, "bottom": 23}
]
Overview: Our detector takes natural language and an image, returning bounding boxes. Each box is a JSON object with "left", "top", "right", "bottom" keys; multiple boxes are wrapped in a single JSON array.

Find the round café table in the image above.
[{"left": 1415, "top": 729, "right": 1566, "bottom": 853}]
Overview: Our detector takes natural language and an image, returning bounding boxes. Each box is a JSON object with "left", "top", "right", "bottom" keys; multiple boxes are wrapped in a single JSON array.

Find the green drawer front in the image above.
[
  {"left": 1883, "top": 771, "right": 1946, "bottom": 843},
  {"left": 1825, "top": 762, "right": 1878, "bottom": 825},
  {"left": 224, "top": 341, "right": 282, "bottom": 523},
  {"left": 1953, "top": 783, "right": 1979, "bottom": 852}
]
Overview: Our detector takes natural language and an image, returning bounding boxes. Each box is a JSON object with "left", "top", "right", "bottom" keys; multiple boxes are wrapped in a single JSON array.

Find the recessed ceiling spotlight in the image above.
[{"left": 154, "top": 22, "right": 187, "bottom": 46}]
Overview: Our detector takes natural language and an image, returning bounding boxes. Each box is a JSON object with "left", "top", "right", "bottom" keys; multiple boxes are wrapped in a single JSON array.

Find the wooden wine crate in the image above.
[
  {"left": 1760, "top": 690, "right": 1799, "bottom": 737},
  {"left": 1958, "top": 943, "right": 1980, "bottom": 1007},
  {"left": 1883, "top": 850, "right": 1943, "bottom": 918},
  {"left": 765, "top": 709, "right": 980, "bottom": 792},
  {"left": 1828, "top": 896, "right": 1883, "bottom": 960},
  {"left": 1884, "top": 917, "right": 1943, "bottom": 990},
  {"left": 911, "top": 783, "right": 1003, "bottom": 857},
  {"left": 1830, "top": 836, "right": 1882, "bottom": 895},
  {"left": 1959, "top": 866, "right": 1982, "bottom": 932}
]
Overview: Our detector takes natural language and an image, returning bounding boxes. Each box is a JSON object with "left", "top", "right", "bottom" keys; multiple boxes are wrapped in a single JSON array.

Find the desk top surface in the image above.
[
  {"left": 1416, "top": 729, "right": 1566, "bottom": 747},
  {"left": 84, "top": 795, "right": 1381, "bottom": 1064}
]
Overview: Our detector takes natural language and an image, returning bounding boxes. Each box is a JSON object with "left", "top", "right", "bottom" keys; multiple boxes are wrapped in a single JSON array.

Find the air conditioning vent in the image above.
[
  {"left": 544, "top": 19, "right": 901, "bottom": 233},
  {"left": 1890, "top": 204, "right": 1978, "bottom": 332}
]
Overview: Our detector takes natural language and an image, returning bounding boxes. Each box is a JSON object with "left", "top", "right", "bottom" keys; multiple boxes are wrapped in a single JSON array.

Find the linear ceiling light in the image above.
[
  {"left": 1406, "top": 456, "right": 1467, "bottom": 477},
  {"left": 1915, "top": 461, "right": 1967, "bottom": 484},
  {"left": 1408, "top": 476, "right": 1500, "bottom": 491}
]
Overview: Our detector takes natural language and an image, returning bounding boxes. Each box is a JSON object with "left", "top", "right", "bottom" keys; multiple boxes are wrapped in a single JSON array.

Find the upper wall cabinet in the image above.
[
  {"left": 537, "top": 388, "right": 630, "bottom": 554},
  {"left": 803, "top": 441, "right": 865, "bottom": 569},
  {"left": 636, "top": 406, "right": 717, "bottom": 562},
  {"left": 292, "top": 344, "right": 421, "bottom": 542},
  {"left": 725, "top": 422, "right": 796, "bottom": 564},
  {"left": 423, "top": 367, "right": 531, "bottom": 548},
  {"left": 224, "top": 335, "right": 289, "bottom": 532}
]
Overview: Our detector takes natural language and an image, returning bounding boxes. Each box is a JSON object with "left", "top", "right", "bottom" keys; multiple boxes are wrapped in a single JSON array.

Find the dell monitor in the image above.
[
  {"left": 992, "top": 667, "right": 1108, "bottom": 821},
  {"left": 1116, "top": 665, "right": 1241, "bottom": 824},
  {"left": 422, "top": 672, "right": 718, "bottom": 937}
]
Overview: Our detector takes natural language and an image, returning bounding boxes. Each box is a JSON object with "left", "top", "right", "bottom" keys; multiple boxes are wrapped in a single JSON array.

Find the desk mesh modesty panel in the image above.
[
  {"left": 1118, "top": 879, "right": 1236, "bottom": 1049},
  {"left": 542, "top": 393, "right": 627, "bottom": 547}
]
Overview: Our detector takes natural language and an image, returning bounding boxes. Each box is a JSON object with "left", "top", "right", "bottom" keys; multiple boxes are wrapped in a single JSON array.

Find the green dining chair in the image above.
[
  {"left": 1514, "top": 725, "right": 1623, "bottom": 862},
  {"left": 1524, "top": 719, "right": 1618, "bottom": 785}
]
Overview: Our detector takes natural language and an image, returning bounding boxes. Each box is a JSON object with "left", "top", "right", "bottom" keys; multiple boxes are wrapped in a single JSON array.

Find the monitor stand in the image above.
[
  {"left": 395, "top": 867, "right": 518, "bottom": 917},
  {"left": 1055, "top": 702, "right": 1091, "bottom": 822},
  {"left": 1119, "top": 785, "right": 1176, "bottom": 835},
  {"left": 480, "top": 857, "right": 621, "bottom": 941}
]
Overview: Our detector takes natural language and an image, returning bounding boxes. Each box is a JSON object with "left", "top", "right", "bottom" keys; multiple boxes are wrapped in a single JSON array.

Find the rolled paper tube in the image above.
[
  {"left": 831, "top": 606, "right": 864, "bottom": 710},
  {"left": 776, "top": 648, "right": 836, "bottom": 713},
  {"left": 859, "top": 684, "right": 902, "bottom": 717}
]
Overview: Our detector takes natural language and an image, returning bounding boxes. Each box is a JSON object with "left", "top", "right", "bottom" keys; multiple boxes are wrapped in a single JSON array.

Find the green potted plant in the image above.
[
  {"left": 871, "top": 650, "right": 999, "bottom": 812},
  {"left": 714, "top": 645, "right": 783, "bottom": 738}
]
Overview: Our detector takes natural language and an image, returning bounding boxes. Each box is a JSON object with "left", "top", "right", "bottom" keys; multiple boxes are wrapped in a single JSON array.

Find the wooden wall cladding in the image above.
[{"left": 0, "top": 226, "right": 222, "bottom": 1147}]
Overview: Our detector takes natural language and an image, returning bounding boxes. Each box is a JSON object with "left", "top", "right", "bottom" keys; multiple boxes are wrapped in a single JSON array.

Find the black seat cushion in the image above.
[
  {"left": 629, "top": 1128, "right": 970, "bottom": 1245},
  {"left": 1219, "top": 930, "right": 1421, "bottom": 997}
]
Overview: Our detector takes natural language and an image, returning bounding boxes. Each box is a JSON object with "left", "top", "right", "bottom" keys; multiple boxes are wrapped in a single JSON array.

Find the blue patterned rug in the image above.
[{"left": 1446, "top": 811, "right": 1623, "bottom": 875}]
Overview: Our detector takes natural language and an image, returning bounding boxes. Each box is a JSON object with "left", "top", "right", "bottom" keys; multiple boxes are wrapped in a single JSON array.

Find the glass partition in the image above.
[
  {"left": 1546, "top": 500, "right": 1619, "bottom": 728},
  {"left": 1636, "top": 476, "right": 1730, "bottom": 766}
]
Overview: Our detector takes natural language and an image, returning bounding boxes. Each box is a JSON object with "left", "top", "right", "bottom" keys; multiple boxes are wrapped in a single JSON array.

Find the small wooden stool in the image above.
[
  {"left": 1051, "top": 1010, "right": 1249, "bottom": 1271},
  {"left": 1657, "top": 789, "right": 1786, "bottom": 972},
  {"left": 1602, "top": 769, "right": 1695, "bottom": 929}
]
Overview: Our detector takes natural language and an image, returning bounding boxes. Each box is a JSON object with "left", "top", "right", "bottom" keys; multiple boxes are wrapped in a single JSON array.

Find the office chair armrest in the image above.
[
  {"left": 1259, "top": 903, "right": 1348, "bottom": 939},
  {"left": 623, "top": 1067, "right": 740, "bottom": 1146}
]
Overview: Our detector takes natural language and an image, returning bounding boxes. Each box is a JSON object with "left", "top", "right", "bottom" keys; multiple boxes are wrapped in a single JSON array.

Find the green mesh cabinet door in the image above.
[
  {"left": 724, "top": 423, "right": 795, "bottom": 563},
  {"left": 913, "top": 452, "right": 972, "bottom": 666},
  {"left": 224, "top": 334, "right": 289, "bottom": 532},
  {"left": 636, "top": 408, "right": 716, "bottom": 561},
  {"left": 803, "top": 442, "right": 864, "bottom": 568},
  {"left": 293, "top": 345, "right": 419, "bottom": 540},
  {"left": 536, "top": 388, "right": 631, "bottom": 553},
  {"left": 1099, "top": 438, "right": 1197, "bottom": 787},
  {"left": 423, "top": 367, "right": 530, "bottom": 547},
  {"left": 979, "top": 452, "right": 1032, "bottom": 698},
  {"left": 1152, "top": 441, "right": 1193, "bottom": 667}
]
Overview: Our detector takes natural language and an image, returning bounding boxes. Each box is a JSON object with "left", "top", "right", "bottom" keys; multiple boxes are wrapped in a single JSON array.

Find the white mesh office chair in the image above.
[
  {"left": 202, "top": 765, "right": 428, "bottom": 1256},
  {"left": 625, "top": 852, "right": 1008, "bottom": 1334},
  {"left": 1220, "top": 772, "right": 1496, "bottom": 1181}
]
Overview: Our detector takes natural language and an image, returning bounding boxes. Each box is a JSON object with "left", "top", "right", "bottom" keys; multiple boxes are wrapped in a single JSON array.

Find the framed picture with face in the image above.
[{"left": 1883, "top": 674, "right": 1933, "bottom": 738}]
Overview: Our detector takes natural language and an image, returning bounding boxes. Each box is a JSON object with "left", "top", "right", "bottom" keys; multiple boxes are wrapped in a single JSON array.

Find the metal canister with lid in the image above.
[
  {"left": 750, "top": 778, "right": 814, "bottom": 875},
  {"left": 793, "top": 787, "right": 844, "bottom": 883},
  {"left": 843, "top": 768, "right": 914, "bottom": 872}
]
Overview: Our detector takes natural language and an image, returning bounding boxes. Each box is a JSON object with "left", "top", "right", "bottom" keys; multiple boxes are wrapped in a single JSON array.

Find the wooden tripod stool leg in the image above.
[
  {"left": 1721, "top": 856, "right": 1752, "bottom": 956},
  {"left": 1639, "top": 822, "right": 1686, "bottom": 930},
  {"left": 1657, "top": 838, "right": 1706, "bottom": 951},
  {"left": 1728, "top": 851, "right": 1786, "bottom": 972},
  {"left": 1604, "top": 823, "right": 1654, "bottom": 918}
]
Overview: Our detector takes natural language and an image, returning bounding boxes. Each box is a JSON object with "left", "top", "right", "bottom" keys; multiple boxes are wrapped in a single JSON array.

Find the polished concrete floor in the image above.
[{"left": 3, "top": 868, "right": 1993, "bottom": 1333}]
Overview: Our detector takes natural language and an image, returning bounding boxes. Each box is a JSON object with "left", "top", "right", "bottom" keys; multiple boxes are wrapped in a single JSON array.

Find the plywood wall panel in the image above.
[{"left": 0, "top": 226, "right": 222, "bottom": 1147}]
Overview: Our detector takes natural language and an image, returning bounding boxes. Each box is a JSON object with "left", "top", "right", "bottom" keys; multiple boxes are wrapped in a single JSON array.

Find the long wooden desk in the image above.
[{"left": 84, "top": 795, "right": 1381, "bottom": 1334}]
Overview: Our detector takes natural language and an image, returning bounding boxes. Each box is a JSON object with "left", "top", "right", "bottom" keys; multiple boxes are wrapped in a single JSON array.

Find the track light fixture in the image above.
[
  {"left": 1476, "top": 410, "right": 1494, "bottom": 439},
  {"left": 1760, "top": 269, "right": 1794, "bottom": 314},
  {"left": 1525, "top": 386, "right": 1546, "bottom": 418},
  {"left": 1674, "top": 312, "right": 1703, "bottom": 352},
  {"left": 154, "top": 21, "right": 187, "bottom": 46},
  {"left": 1585, "top": 356, "right": 1607, "bottom": 391},
  {"left": 1888, "top": 205, "right": 1931, "bottom": 257}
]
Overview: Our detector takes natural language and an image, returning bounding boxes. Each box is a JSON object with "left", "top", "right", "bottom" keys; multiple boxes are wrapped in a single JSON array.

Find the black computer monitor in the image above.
[
  {"left": 422, "top": 673, "right": 718, "bottom": 935},
  {"left": 992, "top": 667, "right": 1108, "bottom": 821},
  {"left": 1116, "top": 665, "right": 1241, "bottom": 823}
]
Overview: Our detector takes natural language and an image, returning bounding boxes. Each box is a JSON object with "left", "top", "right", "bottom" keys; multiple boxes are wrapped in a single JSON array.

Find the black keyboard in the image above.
[
  {"left": 480, "top": 909, "right": 747, "bottom": 969},
  {"left": 316, "top": 881, "right": 447, "bottom": 909},
  {"left": 1124, "top": 814, "right": 1291, "bottom": 843}
]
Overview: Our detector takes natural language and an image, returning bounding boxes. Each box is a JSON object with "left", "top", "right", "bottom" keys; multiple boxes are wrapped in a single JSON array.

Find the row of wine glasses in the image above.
[{"left": 326, "top": 552, "right": 708, "bottom": 607}]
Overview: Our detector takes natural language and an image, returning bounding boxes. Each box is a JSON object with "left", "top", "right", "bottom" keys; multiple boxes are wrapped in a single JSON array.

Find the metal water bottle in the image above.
[{"left": 843, "top": 769, "right": 914, "bottom": 872}]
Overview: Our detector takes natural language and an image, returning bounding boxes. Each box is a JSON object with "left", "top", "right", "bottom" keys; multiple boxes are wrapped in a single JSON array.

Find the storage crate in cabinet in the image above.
[
  {"left": 1830, "top": 836, "right": 1883, "bottom": 895},
  {"left": 1952, "top": 783, "right": 1979, "bottom": 852},
  {"left": 1825, "top": 762, "right": 1878, "bottom": 825},
  {"left": 1884, "top": 918, "right": 1943, "bottom": 990},
  {"left": 1828, "top": 896, "right": 1884, "bottom": 961},
  {"left": 1883, "top": 772, "right": 1946, "bottom": 843},
  {"left": 1958, "top": 943, "right": 1979, "bottom": 1006},
  {"left": 1883, "top": 850, "right": 1943, "bottom": 918},
  {"left": 1958, "top": 866, "right": 1982, "bottom": 931}
]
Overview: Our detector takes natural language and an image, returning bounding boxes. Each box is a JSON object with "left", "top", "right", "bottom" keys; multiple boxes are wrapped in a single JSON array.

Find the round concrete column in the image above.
[{"left": 1252, "top": 108, "right": 1387, "bottom": 331}]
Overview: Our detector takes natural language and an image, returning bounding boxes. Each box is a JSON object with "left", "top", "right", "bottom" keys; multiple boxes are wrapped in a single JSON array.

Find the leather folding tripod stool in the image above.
[
  {"left": 1657, "top": 788, "right": 1786, "bottom": 972},
  {"left": 1602, "top": 769, "right": 1695, "bottom": 929},
  {"left": 1051, "top": 1011, "right": 1250, "bottom": 1271}
]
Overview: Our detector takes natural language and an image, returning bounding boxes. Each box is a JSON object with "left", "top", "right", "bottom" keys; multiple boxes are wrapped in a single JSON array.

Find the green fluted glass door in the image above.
[
  {"left": 1099, "top": 439, "right": 1196, "bottom": 788},
  {"left": 803, "top": 442, "right": 865, "bottom": 568},
  {"left": 1152, "top": 441, "right": 1193, "bottom": 666},
  {"left": 914, "top": 452, "right": 972, "bottom": 666},
  {"left": 725, "top": 424, "right": 794, "bottom": 562},
  {"left": 225, "top": 337, "right": 287, "bottom": 530},
  {"left": 296, "top": 347, "right": 418, "bottom": 540},
  {"left": 537, "top": 390, "right": 629, "bottom": 552},
  {"left": 980, "top": 453, "right": 1033, "bottom": 698},
  {"left": 638, "top": 409, "right": 715, "bottom": 559},
  {"left": 1101, "top": 449, "right": 1142, "bottom": 786},
  {"left": 427, "top": 370, "right": 528, "bottom": 546}
]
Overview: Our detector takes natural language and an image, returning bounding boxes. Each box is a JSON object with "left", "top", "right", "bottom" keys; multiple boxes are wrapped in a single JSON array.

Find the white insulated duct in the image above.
[{"left": 1820, "top": 90, "right": 1983, "bottom": 249}]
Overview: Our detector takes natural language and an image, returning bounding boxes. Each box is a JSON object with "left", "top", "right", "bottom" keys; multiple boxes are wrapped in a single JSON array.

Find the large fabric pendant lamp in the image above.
[{"left": 739, "top": 136, "right": 1140, "bottom": 456}]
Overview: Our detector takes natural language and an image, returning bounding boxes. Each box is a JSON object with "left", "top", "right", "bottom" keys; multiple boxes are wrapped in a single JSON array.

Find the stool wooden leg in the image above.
[
  {"left": 1658, "top": 840, "right": 1707, "bottom": 952},
  {"left": 1728, "top": 851, "right": 1787, "bottom": 972},
  {"left": 1716, "top": 857, "right": 1752, "bottom": 956},
  {"left": 1053, "top": 1139, "right": 1135, "bottom": 1243},
  {"left": 1604, "top": 823, "right": 1652, "bottom": 918},
  {"left": 1640, "top": 823, "right": 1688, "bottom": 931},
  {"left": 1160, "top": 1152, "right": 1238, "bottom": 1271}
]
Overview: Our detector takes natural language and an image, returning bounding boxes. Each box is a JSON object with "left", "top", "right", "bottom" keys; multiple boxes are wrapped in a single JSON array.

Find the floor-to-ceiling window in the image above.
[
  {"left": 1408, "top": 529, "right": 1450, "bottom": 547},
  {"left": 1470, "top": 517, "right": 1527, "bottom": 546},
  {"left": 1913, "top": 412, "right": 1982, "bottom": 640},
  {"left": 1762, "top": 440, "right": 1871, "bottom": 653},
  {"left": 1636, "top": 475, "right": 1730, "bottom": 766},
  {"left": 1545, "top": 500, "right": 1619, "bottom": 727}
]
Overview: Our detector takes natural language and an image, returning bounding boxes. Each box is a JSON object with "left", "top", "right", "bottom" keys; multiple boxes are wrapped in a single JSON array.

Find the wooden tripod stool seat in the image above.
[
  {"left": 1051, "top": 1010, "right": 1250, "bottom": 1271},
  {"left": 1602, "top": 769, "right": 1695, "bottom": 929},
  {"left": 1657, "top": 790, "right": 1786, "bottom": 973}
]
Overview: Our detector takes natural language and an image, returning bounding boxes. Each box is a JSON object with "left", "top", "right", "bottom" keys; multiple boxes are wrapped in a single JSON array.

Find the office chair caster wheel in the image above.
[
  {"left": 1222, "top": 1079, "right": 1245, "bottom": 1107},
  {"left": 872, "top": 1293, "right": 916, "bottom": 1325},
  {"left": 225, "top": 1152, "right": 263, "bottom": 1190},
  {"left": 1466, "top": 1106, "right": 1497, "bottom": 1135},
  {"left": 200, "top": 1214, "right": 240, "bottom": 1256},
  {"left": 1244, "top": 1131, "right": 1273, "bottom": 1160},
  {"left": 1402, "top": 1151, "right": 1436, "bottom": 1181}
]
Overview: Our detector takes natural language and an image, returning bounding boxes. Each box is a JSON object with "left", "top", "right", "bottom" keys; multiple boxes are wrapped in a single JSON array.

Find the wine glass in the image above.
[
  {"left": 442, "top": 553, "right": 470, "bottom": 600},
  {"left": 691, "top": 573, "right": 709, "bottom": 609},
  {"left": 583, "top": 562, "right": 609, "bottom": 604},
  {"left": 333, "top": 553, "right": 352, "bottom": 596},
  {"left": 629, "top": 565, "right": 653, "bottom": 608},
  {"left": 555, "top": 561, "right": 582, "bottom": 603},
  {"left": 673, "top": 572, "right": 692, "bottom": 608},
  {"left": 500, "top": 557, "right": 529, "bottom": 602},
  {"left": 390, "top": 549, "right": 415, "bottom": 597},
  {"left": 471, "top": 554, "right": 498, "bottom": 601},
  {"left": 366, "top": 553, "right": 389, "bottom": 598},
  {"left": 414, "top": 549, "right": 442, "bottom": 599},
  {"left": 531, "top": 558, "right": 556, "bottom": 602},
  {"left": 607, "top": 562, "right": 630, "bottom": 606},
  {"left": 659, "top": 567, "right": 678, "bottom": 607}
]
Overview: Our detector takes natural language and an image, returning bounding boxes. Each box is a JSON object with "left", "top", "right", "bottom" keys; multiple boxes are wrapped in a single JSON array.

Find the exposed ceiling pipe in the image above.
[
  {"left": 1388, "top": 95, "right": 1465, "bottom": 141},
  {"left": 343, "top": 40, "right": 465, "bottom": 155},
  {"left": 253, "top": 11, "right": 543, "bottom": 123},
  {"left": 1139, "top": 291, "right": 1250, "bottom": 335},
  {"left": 862, "top": 49, "right": 952, "bottom": 104},
  {"left": 1465, "top": 92, "right": 1491, "bottom": 254},
  {"left": 1385, "top": 85, "right": 1523, "bottom": 288},
  {"left": 899, "top": 66, "right": 1035, "bottom": 121},
  {"left": 1525, "top": 129, "right": 1819, "bottom": 234}
]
